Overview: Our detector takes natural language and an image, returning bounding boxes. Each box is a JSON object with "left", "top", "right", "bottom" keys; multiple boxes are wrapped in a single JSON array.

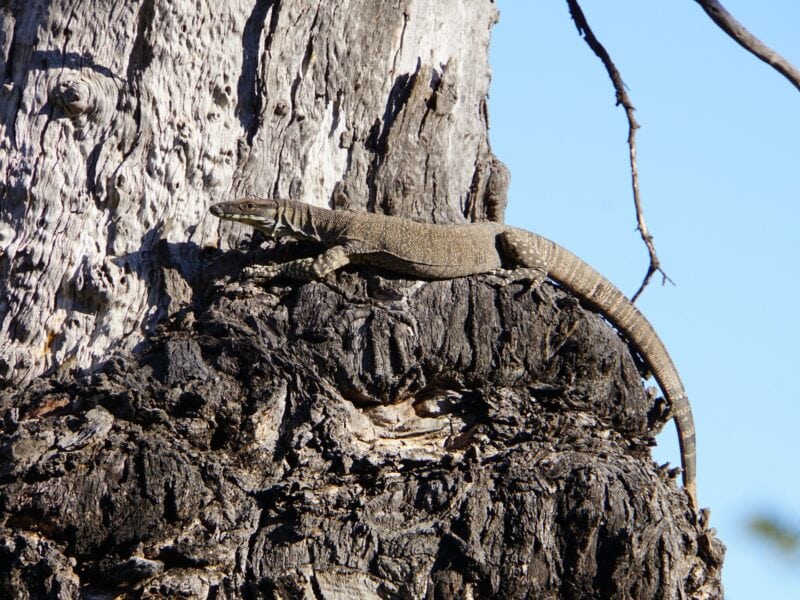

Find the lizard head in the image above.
[
  {"left": 210, "top": 198, "right": 283, "bottom": 234},
  {"left": 210, "top": 198, "right": 320, "bottom": 241}
]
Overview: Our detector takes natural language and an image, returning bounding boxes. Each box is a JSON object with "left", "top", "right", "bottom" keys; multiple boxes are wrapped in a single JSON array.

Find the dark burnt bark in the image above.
[{"left": 1, "top": 249, "right": 724, "bottom": 597}]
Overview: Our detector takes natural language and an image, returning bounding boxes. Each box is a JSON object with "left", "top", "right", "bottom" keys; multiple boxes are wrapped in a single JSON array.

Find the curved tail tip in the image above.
[{"left": 686, "top": 481, "right": 698, "bottom": 512}]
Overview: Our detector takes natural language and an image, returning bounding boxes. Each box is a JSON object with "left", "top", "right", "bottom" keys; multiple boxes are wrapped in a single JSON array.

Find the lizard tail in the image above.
[{"left": 526, "top": 232, "right": 697, "bottom": 509}]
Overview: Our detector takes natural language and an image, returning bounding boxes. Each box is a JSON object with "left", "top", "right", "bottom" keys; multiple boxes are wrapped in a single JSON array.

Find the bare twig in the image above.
[
  {"left": 565, "top": 0, "right": 671, "bottom": 302},
  {"left": 695, "top": 0, "right": 800, "bottom": 93}
]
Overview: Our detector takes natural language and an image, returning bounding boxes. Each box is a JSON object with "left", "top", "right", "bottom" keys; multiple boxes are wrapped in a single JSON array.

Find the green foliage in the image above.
[{"left": 749, "top": 515, "right": 800, "bottom": 554}]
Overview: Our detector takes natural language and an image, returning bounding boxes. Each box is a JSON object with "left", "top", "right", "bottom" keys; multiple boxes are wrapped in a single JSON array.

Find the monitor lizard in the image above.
[{"left": 210, "top": 197, "right": 697, "bottom": 510}]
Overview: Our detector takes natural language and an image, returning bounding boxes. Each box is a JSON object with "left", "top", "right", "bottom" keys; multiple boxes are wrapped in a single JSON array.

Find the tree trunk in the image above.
[{"left": 0, "top": 1, "right": 723, "bottom": 598}]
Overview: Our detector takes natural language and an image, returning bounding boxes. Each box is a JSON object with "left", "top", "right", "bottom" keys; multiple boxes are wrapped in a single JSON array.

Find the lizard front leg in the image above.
[
  {"left": 243, "top": 244, "right": 354, "bottom": 281},
  {"left": 488, "top": 229, "right": 548, "bottom": 286}
]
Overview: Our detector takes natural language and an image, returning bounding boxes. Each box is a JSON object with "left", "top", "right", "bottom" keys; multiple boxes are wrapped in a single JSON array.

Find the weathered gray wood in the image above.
[
  {"left": 0, "top": 1, "right": 724, "bottom": 598},
  {"left": 0, "top": 0, "right": 502, "bottom": 387}
]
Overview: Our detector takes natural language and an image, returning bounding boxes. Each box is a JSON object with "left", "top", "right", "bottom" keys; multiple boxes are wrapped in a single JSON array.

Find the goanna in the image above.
[{"left": 210, "top": 197, "right": 697, "bottom": 510}]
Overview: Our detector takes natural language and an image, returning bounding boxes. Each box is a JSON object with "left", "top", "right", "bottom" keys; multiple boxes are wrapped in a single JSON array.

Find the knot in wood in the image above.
[{"left": 51, "top": 76, "right": 95, "bottom": 119}]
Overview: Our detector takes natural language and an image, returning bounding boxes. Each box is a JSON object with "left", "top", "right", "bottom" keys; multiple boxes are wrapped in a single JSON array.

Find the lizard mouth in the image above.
[{"left": 209, "top": 203, "right": 277, "bottom": 230}]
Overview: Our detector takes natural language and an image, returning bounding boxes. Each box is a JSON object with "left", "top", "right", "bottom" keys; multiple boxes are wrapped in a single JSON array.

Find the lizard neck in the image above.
[{"left": 270, "top": 200, "right": 335, "bottom": 243}]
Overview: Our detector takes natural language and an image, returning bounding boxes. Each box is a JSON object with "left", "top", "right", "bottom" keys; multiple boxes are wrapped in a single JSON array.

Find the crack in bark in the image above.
[
  {"left": 237, "top": 0, "right": 276, "bottom": 145},
  {"left": 126, "top": 0, "right": 155, "bottom": 83}
]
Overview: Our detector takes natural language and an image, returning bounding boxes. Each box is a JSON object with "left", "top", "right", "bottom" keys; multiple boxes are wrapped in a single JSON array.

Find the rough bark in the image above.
[
  {"left": 0, "top": 1, "right": 724, "bottom": 598},
  {"left": 1, "top": 268, "right": 723, "bottom": 598},
  {"left": 0, "top": 0, "right": 505, "bottom": 387}
]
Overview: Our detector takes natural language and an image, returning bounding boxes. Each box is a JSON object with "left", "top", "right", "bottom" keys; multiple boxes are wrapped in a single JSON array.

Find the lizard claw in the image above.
[
  {"left": 483, "top": 267, "right": 547, "bottom": 289},
  {"left": 480, "top": 272, "right": 512, "bottom": 287},
  {"left": 242, "top": 264, "right": 280, "bottom": 281}
]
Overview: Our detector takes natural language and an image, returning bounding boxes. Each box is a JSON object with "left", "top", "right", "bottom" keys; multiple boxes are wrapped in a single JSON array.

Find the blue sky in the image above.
[{"left": 488, "top": 2, "right": 800, "bottom": 597}]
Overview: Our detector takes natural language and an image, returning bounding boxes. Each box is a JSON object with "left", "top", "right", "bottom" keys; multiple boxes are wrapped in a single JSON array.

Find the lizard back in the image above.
[{"left": 334, "top": 213, "right": 506, "bottom": 278}]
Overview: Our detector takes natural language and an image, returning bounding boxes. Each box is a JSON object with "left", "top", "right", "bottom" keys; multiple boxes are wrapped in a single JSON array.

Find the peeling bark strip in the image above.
[
  {"left": 0, "top": 0, "right": 502, "bottom": 387},
  {"left": 0, "top": 271, "right": 724, "bottom": 597}
]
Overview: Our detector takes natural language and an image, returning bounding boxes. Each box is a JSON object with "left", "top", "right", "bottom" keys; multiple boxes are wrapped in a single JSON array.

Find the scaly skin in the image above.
[{"left": 210, "top": 197, "right": 697, "bottom": 510}]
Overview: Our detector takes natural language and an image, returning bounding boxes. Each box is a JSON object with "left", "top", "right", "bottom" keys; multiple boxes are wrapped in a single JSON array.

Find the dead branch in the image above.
[
  {"left": 695, "top": 0, "right": 800, "bottom": 92},
  {"left": 565, "top": 0, "right": 671, "bottom": 302}
]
